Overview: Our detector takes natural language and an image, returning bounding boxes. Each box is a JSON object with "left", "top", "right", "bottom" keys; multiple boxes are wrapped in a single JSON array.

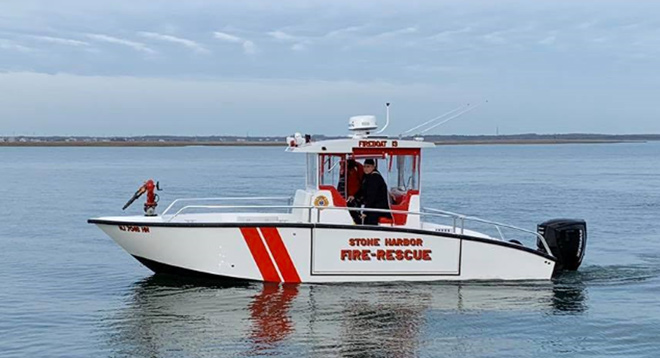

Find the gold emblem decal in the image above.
[{"left": 314, "top": 195, "right": 330, "bottom": 207}]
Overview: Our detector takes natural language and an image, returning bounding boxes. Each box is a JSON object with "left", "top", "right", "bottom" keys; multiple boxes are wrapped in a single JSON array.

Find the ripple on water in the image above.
[{"left": 566, "top": 264, "right": 660, "bottom": 286}]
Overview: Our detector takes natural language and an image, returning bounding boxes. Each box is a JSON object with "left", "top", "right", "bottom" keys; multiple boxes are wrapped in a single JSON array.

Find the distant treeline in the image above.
[
  {"left": 421, "top": 133, "right": 660, "bottom": 141},
  {"left": 1, "top": 133, "right": 659, "bottom": 146},
  {"left": 3, "top": 133, "right": 660, "bottom": 142}
]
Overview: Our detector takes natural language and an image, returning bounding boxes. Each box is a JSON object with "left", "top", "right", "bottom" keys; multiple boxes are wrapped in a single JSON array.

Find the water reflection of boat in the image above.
[
  {"left": 551, "top": 276, "right": 588, "bottom": 313},
  {"left": 103, "top": 275, "right": 588, "bottom": 356},
  {"left": 248, "top": 284, "right": 299, "bottom": 353}
]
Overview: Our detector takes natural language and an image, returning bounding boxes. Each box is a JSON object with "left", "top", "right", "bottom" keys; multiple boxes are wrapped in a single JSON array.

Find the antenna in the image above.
[
  {"left": 376, "top": 102, "right": 391, "bottom": 134},
  {"left": 402, "top": 104, "right": 466, "bottom": 135},
  {"left": 419, "top": 102, "right": 484, "bottom": 134}
]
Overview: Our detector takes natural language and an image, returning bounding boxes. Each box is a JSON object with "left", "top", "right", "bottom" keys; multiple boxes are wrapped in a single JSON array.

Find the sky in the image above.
[{"left": 0, "top": 0, "right": 659, "bottom": 136}]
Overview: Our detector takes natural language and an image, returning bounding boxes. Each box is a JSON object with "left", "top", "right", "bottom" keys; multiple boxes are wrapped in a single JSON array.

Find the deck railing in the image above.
[
  {"left": 161, "top": 196, "right": 293, "bottom": 216},
  {"left": 160, "top": 199, "right": 552, "bottom": 255}
]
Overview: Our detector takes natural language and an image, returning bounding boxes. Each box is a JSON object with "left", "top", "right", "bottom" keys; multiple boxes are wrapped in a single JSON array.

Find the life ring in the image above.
[{"left": 314, "top": 195, "right": 330, "bottom": 207}]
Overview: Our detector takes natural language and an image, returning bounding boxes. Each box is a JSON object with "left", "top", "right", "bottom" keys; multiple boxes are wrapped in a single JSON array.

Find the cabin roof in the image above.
[{"left": 287, "top": 138, "right": 435, "bottom": 154}]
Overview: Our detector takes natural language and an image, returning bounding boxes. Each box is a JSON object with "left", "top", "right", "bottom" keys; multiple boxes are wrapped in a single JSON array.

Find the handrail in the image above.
[
  {"left": 161, "top": 196, "right": 292, "bottom": 216},
  {"left": 169, "top": 204, "right": 421, "bottom": 222},
  {"left": 423, "top": 207, "right": 551, "bottom": 254},
  {"left": 167, "top": 205, "right": 313, "bottom": 222},
  {"left": 169, "top": 204, "right": 431, "bottom": 223},
  {"left": 160, "top": 200, "right": 551, "bottom": 256}
]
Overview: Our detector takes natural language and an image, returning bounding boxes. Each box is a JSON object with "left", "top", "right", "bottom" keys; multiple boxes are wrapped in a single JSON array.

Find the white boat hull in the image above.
[{"left": 91, "top": 220, "right": 556, "bottom": 282}]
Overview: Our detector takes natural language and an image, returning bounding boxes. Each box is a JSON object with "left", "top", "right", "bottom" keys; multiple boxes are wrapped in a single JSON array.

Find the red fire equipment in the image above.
[{"left": 122, "top": 179, "right": 162, "bottom": 216}]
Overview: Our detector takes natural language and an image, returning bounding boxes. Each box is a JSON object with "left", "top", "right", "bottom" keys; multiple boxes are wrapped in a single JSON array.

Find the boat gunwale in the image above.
[{"left": 87, "top": 219, "right": 556, "bottom": 262}]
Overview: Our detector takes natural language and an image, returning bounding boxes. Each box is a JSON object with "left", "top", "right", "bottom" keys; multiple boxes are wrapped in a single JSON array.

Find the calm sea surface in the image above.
[{"left": 1, "top": 143, "right": 659, "bottom": 357}]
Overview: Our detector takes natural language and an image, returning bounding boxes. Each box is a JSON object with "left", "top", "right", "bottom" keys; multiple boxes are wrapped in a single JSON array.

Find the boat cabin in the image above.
[{"left": 288, "top": 137, "right": 435, "bottom": 227}]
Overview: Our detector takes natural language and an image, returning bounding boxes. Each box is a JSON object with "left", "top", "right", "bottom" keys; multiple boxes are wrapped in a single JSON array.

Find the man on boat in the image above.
[
  {"left": 348, "top": 159, "right": 391, "bottom": 225},
  {"left": 337, "top": 159, "right": 363, "bottom": 199},
  {"left": 346, "top": 159, "right": 364, "bottom": 198}
]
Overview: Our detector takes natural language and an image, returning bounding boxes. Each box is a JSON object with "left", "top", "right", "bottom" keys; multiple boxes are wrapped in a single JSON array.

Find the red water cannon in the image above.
[{"left": 122, "top": 179, "right": 162, "bottom": 216}]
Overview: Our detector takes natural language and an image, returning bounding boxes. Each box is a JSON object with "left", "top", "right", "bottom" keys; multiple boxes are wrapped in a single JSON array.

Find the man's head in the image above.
[
  {"left": 363, "top": 159, "right": 376, "bottom": 174},
  {"left": 347, "top": 159, "right": 357, "bottom": 170}
]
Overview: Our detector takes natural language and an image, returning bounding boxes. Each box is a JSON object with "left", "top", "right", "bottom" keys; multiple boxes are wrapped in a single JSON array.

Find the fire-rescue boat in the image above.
[{"left": 89, "top": 112, "right": 587, "bottom": 282}]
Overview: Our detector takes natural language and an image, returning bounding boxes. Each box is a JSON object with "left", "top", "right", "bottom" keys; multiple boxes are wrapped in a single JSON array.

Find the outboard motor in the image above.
[{"left": 537, "top": 219, "right": 587, "bottom": 273}]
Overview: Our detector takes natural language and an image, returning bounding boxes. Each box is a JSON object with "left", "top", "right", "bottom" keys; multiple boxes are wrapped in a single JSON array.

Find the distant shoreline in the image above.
[
  {"left": 0, "top": 139, "right": 647, "bottom": 147},
  {"left": 2, "top": 133, "right": 658, "bottom": 147}
]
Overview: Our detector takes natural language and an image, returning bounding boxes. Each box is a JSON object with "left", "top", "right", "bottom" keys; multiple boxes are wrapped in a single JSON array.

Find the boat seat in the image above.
[
  {"left": 379, "top": 190, "right": 418, "bottom": 226},
  {"left": 318, "top": 185, "right": 347, "bottom": 207}
]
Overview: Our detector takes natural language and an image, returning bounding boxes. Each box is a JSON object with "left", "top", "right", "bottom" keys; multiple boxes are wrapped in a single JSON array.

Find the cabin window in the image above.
[
  {"left": 320, "top": 155, "right": 342, "bottom": 186},
  {"left": 394, "top": 155, "right": 419, "bottom": 190},
  {"left": 319, "top": 154, "right": 348, "bottom": 197},
  {"left": 306, "top": 153, "right": 318, "bottom": 189}
]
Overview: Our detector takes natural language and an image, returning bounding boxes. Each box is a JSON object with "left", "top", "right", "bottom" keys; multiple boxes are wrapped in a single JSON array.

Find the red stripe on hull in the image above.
[
  {"left": 240, "top": 227, "right": 280, "bottom": 282},
  {"left": 260, "top": 227, "right": 301, "bottom": 283}
]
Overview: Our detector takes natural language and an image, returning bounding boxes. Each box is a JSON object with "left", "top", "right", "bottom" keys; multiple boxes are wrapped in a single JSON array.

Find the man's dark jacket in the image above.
[{"left": 355, "top": 170, "right": 390, "bottom": 220}]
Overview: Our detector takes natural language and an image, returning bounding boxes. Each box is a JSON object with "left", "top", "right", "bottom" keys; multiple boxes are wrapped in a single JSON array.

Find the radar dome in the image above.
[{"left": 348, "top": 115, "right": 378, "bottom": 133}]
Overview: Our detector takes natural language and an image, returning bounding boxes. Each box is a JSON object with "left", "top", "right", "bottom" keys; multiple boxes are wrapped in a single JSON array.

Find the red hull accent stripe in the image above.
[
  {"left": 240, "top": 227, "right": 280, "bottom": 282},
  {"left": 259, "top": 227, "right": 302, "bottom": 283}
]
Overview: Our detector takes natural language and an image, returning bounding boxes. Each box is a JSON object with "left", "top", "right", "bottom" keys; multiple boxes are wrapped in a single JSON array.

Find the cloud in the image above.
[
  {"left": 481, "top": 30, "right": 508, "bottom": 45},
  {"left": 291, "top": 43, "right": 306, "bottom": 51},
  {"left": 480, "top": 25, "right": 534, "bottom": 46},
  {"left": 324, "top": 25, "right": 365, "bottom": 38},
  {"left": 265, "top": 25, "right": 417, "bottom": 52},
  {"left": 427, "top": 27, "right": 472, "bottom": 42},
  {"left": 267, "top": 30, "right": 298, "bottom": 42},
  {"left": 0, "top": 38, "right": 34, "bottom": 52},
  {"left": 213, "top": 31, "right": 257, "bottom": 55},
  {"left": 86, "top": 33, "right": 156, "bottom": 54},
  {"left": 138, "top": 32, "right": 208, "bottom": 53},
  {"left": 617, "top": 22, "right": 644, "bottom": 31},
  {"left": 374, "top": 27, "right": 418, "bottom": 38},
  {"left": 267, "top": 30, "right": 312, "bottom": 51},
  {"left": 538, "top": 35, "right": 557, "bottom": 45},
  {"left": 212, "top": 31, "right": 243, "bottom": 43},
  {"left": 353, "top": 26, "right": 418, "bottom": 47},
  {"left": 242, "top": 40, "right": 257, "bottom": 54},
  {"left": 590, "top": 37, "right": 609, "bottom": 44},
  {"left": 266, "top": 26, "right": 368, "bottom": 52},
  {"left": 404, "top": 64, "right": 465, "bottom": 73},
  {"left": 577, "top": 21, "right": 596, "bottom": 30},
  {"left": 29, "top": 35, "right": 89, "bottom": 47}
]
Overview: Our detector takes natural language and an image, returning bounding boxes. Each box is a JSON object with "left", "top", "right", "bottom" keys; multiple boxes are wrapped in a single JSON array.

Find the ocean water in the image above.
[{"left": 1, "top": 142, "right": 659, "bottom": 357}]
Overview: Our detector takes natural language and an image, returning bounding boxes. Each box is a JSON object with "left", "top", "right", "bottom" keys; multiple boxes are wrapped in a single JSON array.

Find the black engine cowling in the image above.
[{"left": 537, "top": 219, "right": 587, "bottom": 272}]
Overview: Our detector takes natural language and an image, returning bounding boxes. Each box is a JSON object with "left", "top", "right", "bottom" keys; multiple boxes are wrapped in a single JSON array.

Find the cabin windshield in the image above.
[
  {"left": 311, "top": 148, "right": 421, "bottom": 203},
  {"left": 351, "top": 148, "right": 421, "bottom": 204}
]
